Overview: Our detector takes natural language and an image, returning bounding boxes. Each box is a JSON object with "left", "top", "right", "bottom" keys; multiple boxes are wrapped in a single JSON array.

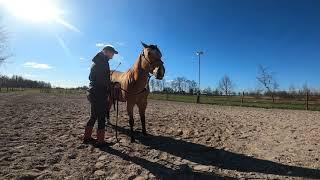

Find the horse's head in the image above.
[{"left": 141, "top": 42, "right": 165, "bottom": 80}]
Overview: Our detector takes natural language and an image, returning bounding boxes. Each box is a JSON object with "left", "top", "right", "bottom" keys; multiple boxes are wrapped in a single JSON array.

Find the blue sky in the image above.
[{"left": 0, "top": 0, "right": 319, "bottom": 90}]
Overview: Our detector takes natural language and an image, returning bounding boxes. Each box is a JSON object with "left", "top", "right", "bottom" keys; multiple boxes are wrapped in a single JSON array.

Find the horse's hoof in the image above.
[{"left": 83, "top": 137, "right": 96, "bottom": 144}]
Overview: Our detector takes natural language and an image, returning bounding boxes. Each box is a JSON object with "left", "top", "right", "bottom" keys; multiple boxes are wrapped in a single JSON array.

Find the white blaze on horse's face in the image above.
[{"left": 152, "top": 66, "right": 162, "bottom": 79}]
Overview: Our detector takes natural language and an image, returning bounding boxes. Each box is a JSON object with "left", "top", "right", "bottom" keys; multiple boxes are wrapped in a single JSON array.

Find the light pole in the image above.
[{"left": 196, "top": 51, "right": 203, "bottom": 103}]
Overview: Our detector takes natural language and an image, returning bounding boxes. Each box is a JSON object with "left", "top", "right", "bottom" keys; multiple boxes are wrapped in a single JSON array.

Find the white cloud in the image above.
[
  {"left": 95, "top": 43, "right": 104, "bottom": 47},
  {"left": 79, "top": 57, "right": 85, "bottom": 60},
  {"left": 23, "top": 62, "right": 52, "bottom": 69},
  {"left": 96, "top": 42, "right": 124, "bottom": 48},
  {"left": 95, "top": 42, "right": 113, "bottom": 47}
]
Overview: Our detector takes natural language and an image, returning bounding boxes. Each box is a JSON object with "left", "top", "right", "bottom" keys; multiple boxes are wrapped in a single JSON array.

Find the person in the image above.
[{"left": 83, "top": 45, "right": 118, "bottom": 146}]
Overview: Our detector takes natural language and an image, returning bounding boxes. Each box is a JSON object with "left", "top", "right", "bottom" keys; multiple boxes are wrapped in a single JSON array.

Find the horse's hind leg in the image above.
[
  {"left": 127, "top": 102, "right": 135, "bottom": 142},
  {"left": 137, "top": 101, "right": 147, "bottom": 136}
]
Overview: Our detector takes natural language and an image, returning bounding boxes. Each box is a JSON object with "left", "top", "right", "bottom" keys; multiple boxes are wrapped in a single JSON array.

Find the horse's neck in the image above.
[{"left": 129, "top": 54, "right": 149, "bottom": 87}]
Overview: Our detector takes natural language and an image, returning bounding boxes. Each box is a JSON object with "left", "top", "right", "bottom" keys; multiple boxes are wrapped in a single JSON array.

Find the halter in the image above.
[{"left": 141, "top": 51, "right": 164, "bottom": 68}]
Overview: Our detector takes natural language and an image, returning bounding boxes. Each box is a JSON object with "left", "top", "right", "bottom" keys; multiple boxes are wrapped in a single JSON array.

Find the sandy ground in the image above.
[{"left": 0, "top": 92, "right": 319, "bottom": 180}]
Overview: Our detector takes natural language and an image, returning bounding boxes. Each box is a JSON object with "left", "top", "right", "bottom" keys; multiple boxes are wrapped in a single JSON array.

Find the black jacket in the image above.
[{"left": 88, "top": 52, "right": 111, "bottom": 97}]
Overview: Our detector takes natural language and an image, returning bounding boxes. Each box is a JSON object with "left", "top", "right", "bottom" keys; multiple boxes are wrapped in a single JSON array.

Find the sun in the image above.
[
  {"left": 1, "top": 0, "right": 80, "bottom": 32},
  {"left": 1, "top": 0, "right": 62, "bottom": 23}
]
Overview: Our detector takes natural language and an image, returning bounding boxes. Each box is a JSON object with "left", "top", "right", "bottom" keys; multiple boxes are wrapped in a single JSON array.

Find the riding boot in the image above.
[
  {"left": 83, "top": 126, "right": 94, "bottom": 144},
  {"left": 96, "top": 129, "right": 107, "bottom": 147}
]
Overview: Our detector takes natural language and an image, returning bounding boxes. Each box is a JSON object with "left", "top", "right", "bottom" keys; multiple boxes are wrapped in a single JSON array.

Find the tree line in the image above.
[
  {"left": 149, "top": 77, "right": 199, "bottom": 94},
  {"left": 149, "top": 65, "right": 320, "bottom": 99},
  {"left": 0, "top": 75, "right": 52, "bottom": 90}
]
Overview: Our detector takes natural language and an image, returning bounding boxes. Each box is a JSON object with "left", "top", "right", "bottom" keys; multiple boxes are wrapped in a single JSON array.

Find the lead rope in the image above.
[
  {"left": 115, "top": 97, "right": 119, "bottom": 142},
  {"left": 114, "top": 83, "right": 120, "bottom": 143}
]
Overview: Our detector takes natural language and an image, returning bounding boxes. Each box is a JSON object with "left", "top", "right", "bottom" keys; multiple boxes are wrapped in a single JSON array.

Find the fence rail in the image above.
[
  {"left": 1, "top": 88, "right": 318, "bottom": 111},
  {"left": 0, "top": 87, "right": 87, "bottom": 95},
  {"left": 149, "top": 92, "right": 320, "bottom": 111}
]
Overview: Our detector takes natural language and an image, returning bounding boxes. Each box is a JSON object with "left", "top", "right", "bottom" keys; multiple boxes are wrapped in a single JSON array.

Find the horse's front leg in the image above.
[
  {"left": 137, "top": 101, "right": 147, "bottom": 136},
  {"left": 127, "top": 101, "right": 135, "bottom": 142}
]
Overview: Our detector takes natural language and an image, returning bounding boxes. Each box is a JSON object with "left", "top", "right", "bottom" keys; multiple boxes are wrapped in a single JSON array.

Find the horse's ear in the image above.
[{"left": 141, "top": 41, "right": 149, "bottom": 48}]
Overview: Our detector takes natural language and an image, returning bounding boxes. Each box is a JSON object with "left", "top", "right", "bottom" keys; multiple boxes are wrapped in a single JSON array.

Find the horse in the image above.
[{"left": 108, "top": 42, "right": 165, "bottom": 142}]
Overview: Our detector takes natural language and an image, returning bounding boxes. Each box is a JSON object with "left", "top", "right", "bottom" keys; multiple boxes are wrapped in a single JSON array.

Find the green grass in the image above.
[{"left": 148, "top": 93, "right": 320, "bottom": 111}]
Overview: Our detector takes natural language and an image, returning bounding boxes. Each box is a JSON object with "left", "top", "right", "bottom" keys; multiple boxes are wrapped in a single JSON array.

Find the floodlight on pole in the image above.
[{"left": 196, "top": 51, "right": 203, "bottom": 103}]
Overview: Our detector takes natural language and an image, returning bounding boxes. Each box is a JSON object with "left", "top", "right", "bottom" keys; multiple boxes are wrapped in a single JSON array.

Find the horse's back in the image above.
[{"left": 111, "top": 70, "right": 124, "bottom": 82}]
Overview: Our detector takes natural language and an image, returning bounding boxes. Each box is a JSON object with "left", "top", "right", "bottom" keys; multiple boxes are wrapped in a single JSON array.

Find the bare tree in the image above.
[
  {"left": 213, "top": 88, "right": 220, "bottom": 96},
  {"left": 186, "top": 80, "right": 197, "bottom": 95},
  {"left": 149, "top": 79, "right": 155, "bottom": 92},
  {"left": 161, "top": 79, "right": 166, "bottom": 92},
  {"left": 178, "top": 77, "right": 187, "bottom": 92},
  {"left": 171, "top": 79, "right": 178, "bottom": 92},
  {"left": 218, "top": 75, "right": 234, "bottom": 96},
  {"left": 172, "top": 77, "right": 186, "bottom": 93},
  {"left": 256, "top": 65, "right": 279, "bottom": 102},
  {"left": 155, "top": 80, "right": 162, "bottom": 92},
  {"left": 203, "top": 86, "right": 212, "bottom": 95},
  {"left": 288, "top": 84, "right": 297, "bottom": 97},
  {"left": 302, "top": 82, "right": 310, "bottom": 94},
  {"left": 289, "top": 84, "right": 296, "bottom": 93}
]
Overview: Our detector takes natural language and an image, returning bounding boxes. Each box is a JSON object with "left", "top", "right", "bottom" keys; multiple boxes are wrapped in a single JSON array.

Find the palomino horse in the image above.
[{"left": 109, "top": 42, "right": 165, "bottom": 142}]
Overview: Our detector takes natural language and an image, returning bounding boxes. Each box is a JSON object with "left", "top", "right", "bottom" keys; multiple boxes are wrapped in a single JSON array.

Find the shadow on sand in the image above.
[
  {"left": 99, "top": 145, "right": 232, "bottom": 179},
  {"left": 102, "top": 124, "right": 320, "bottom": 179}
]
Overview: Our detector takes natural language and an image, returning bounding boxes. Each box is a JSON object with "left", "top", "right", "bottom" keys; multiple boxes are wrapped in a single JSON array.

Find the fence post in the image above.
[
  {"left": 305, "top": 91, "right": 309, "bottom": 110},
  {"left": 241, "top": 91, "right": 244, "bottom": 106}
]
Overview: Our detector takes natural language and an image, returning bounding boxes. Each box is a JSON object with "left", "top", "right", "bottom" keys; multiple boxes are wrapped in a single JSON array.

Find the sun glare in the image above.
[
  {"left": 1, "top": 0, "right": 80, "bottom": 32},
  {"left": 1, "top": 0, "right": 62, "bottom": 23}
]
